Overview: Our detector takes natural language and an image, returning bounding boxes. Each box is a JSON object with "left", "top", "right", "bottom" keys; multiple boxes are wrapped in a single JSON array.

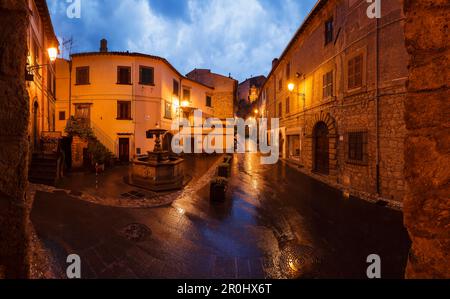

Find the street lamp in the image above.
[
  {"left": 47, "top": 47, "right": 58, "bottom": 62},
  {"left": 26, "top": 46, "right": 59, "bottom": 80},
  {"left": 288, "top": 83, "right": 295, "bottom": 92}
]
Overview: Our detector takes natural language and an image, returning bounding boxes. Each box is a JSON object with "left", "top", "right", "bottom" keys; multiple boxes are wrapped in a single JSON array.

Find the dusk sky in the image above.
[{"left": 47, "top": 0, "right": 317, "bottom": 82}]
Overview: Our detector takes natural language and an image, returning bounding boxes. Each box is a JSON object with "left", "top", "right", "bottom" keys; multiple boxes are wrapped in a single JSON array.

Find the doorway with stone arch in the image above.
[{"left": 313, "top": 121, "right": 330, "bottom": 175}]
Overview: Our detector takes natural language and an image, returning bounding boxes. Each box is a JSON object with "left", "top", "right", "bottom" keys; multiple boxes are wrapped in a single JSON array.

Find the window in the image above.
[
  {"left": 173, "top": 79, "right": 179, "bottom": 96},
  {"left": 139, "top": 66, "right": 154, "bottom": 85},
  {"left": 117, "top": 66, "right": 131, "bottom": 84},
  {"left": 117, "top": 101, "right": 131, "bottom": 120},
  {"left": 206, "top": 95, "right": 212, "bottom": 108},
  {"left": 59, "top": 111, "right": 66, "bottom": 121},
  {"left": 323, "top": 71, "right": 333, "bottom": 98},
  {"left": 76, "top": 67, "right": 89, "bottom": 85},
  {"left": 325, "top": 19, "right": 334, "bottom": 45},
  {"left": 75, "top": 104, "right": 90, "bottom": 120},
  {"left": 164, "top": 101, "right": 172, "bottom": 119},
  {"left": 286, "top": 62, "right": 291, "bottom": 79},
  {"left": 278, "top": 102, "right": 282, "bottom": 118},
  {"left": 183, "top": 88, "right": 191, "bottom": 102},
  {"left": 347, "top": 131, "right": 368, "bottom": 164},
  {"left": 279, "top": 79, "right": 283, "bottom": 91},
  {"left": 348, "top": 55, "right": 363, "bottom": 89},
  {"left": 136, "top": 148, "right": 141, "bottom": 155},
  {"left": 286, "top": 97, "right": 290, "bottom": 114}
]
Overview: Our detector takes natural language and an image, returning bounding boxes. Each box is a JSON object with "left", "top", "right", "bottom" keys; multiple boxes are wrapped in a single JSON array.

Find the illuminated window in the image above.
[
  {"left": 164, "top": 101, "right": 172, "bottom": 119},
  {"left": 323, "top": 71, "right": 333, "bottom": 98}
]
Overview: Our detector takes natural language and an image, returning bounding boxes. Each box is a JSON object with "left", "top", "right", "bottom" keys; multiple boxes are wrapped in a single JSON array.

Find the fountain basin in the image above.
[{"left": 127, "top": 156, "right": 185, "bottom": 192}]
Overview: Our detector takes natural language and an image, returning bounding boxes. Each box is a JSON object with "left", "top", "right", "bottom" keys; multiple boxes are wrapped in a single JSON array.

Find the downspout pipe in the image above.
[{"left": 375, "top": 17, "right": 380, "bottom": 194}]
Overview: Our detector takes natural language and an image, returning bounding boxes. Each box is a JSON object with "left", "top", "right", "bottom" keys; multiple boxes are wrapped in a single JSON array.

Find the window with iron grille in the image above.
[
  {"left": 117, "top": 66, "right": 131, "bottom": 84},
  {"left": 348, "top": 55, "right": 363, "bottom": 89},
  {"left": 117, "top": 101, "right": 131, "bottom": 120},
  {"left": 164, "top": 101, "right": 172, "bottom": 119},
  {"left": 76, "top": 67, "right": 89, "bottom": 85},
  {"left": 325, "top": 19, "right": 334, "bottom": 45},
  {"left": 323, "top": 71, "right": 333, "bottom": 98},
  {"left": 139, "top": 66, "right": 154, "bottom": 85},
  {"left": 286, "top": 97, "right": 290, "bottom": 114},
  {"left": 347, "top": 131, "right": 368, "bottom": 164}
]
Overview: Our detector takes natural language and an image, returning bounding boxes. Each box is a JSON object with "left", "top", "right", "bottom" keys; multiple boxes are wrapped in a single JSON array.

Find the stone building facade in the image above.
[
  {"left": 186, "top": 68, "right": 237, "bottom": 120},
  {"left": 26, "top": 0, "right": 59, "bottom": 152},
  {"left": 259, "top": 0, "right": 409, "bottom": 204}
]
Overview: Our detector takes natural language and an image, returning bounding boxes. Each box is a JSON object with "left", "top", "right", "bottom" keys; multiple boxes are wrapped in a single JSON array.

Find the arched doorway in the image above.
[
  {"left": 32, "top": 100, "right": 39, "bottom": 151},
  {"left": 163, "top": 133, "right": 173, "bottom": 153},
  {"left": 313, "top": 122, "right": 329, "bottom": 174}
]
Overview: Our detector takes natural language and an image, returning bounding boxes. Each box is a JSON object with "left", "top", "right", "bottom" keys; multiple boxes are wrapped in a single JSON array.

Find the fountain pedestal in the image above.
[{"left": 127, "top": 129, "right": 185, "bottom": 192}]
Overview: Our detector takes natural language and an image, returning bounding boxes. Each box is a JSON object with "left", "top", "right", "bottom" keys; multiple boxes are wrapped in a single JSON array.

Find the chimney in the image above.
[
  {"left": 272, "top": 58, "right": 279, "bottom": 69},
  {"left": 100, "top": 39, "right": 108, "bottom": 52}
]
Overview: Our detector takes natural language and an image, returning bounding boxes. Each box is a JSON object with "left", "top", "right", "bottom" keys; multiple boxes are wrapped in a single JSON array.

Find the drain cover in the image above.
[
  {"left": 278, "top": 242, "right": 321, "bottom": 278},
  {"left": 119, "top": 223, "right": 151, "bottom": 242}
]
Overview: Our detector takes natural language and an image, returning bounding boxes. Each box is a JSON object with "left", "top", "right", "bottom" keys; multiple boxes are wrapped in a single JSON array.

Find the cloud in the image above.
[{"left": 47, "top": 0, "right": 316, "bottom": 81}]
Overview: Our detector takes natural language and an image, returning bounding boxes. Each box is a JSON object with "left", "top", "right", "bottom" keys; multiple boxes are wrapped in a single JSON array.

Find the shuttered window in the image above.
[{"left": 117, "top": 66, "right": 131, "bottom": 84}]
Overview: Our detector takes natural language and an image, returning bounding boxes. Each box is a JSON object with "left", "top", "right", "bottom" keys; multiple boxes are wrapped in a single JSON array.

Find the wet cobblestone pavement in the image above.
[{"left": 30, "top": 154, "right": 411, "bottom": 278}]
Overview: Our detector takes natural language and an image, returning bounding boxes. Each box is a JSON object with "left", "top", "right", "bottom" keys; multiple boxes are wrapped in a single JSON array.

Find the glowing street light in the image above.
[
  {"left": 288, "top": 82, "right": 295, "bottom": 92},
  {"left": 47, "top": 47, "right": 58, "bottom": 62}
]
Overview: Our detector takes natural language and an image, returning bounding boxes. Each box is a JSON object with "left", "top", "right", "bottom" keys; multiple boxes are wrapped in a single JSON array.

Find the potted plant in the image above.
[
  {"left": 210, "top": 177, "right": 228, "bottom": 202},
  {"left": 218, "top": 163, "right": 230, "bottom": 178},
  {"left": 88, "top": 140, "right": 113, "bottom": 173}
]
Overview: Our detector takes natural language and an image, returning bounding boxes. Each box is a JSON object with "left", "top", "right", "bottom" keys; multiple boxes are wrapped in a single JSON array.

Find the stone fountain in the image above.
[{"left": 127, "top": 128, "right": 184, "bottom": 192}]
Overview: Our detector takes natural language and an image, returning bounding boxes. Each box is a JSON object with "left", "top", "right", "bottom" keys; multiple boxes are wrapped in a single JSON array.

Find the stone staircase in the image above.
[{"left": 28, "top": 153, "right": 61, "bottom": 186}]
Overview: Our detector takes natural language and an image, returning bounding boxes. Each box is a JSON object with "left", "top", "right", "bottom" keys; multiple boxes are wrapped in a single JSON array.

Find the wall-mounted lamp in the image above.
[{"left": 26, "top": 47, "right": 59, "bottom": 81}]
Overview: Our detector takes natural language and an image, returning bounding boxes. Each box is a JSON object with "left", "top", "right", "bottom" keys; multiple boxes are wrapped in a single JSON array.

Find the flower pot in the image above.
[
  {"left": 218, "top": 164, "right": 230, "bottom": 178},
  {"left": 210, "top": 182, "right": 227, "bottom": 202}
]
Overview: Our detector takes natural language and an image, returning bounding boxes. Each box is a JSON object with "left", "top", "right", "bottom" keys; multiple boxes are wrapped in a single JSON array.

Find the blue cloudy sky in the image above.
[{"left": 47, "top": 0, "right": 317, "bottom": 82}]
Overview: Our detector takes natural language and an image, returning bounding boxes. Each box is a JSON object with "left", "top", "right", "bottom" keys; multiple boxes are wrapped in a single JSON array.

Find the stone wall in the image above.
[
  {"left": 71, "top": 136, "right": 88, "bottom": 169},
  {"left": 403, "top": 0, "right": 450, "bottom": 278},
  {"left": 0, "top": 0, "right": 32, "bottom": 278},
  {"left": 186, "top": 69, "right": 237, "bottom": 119}
]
